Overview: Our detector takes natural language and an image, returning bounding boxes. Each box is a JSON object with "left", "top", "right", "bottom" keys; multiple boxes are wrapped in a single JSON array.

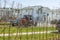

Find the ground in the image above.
[
  {"left": 0, "top": 33, "right": 60, "bottom": 40},
  {"left": 0, "top": 24, "right": 60, "bottom": 40}
]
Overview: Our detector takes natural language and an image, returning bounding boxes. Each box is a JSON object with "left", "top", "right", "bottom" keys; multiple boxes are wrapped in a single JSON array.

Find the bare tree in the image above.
[
  {"left": 17, "top": 3, "right": 22, "bottom": 18},
  {"left": 11, "top": 1, "right": 14, "bottom": 9},
  {"left": 0, "top": 0, "right": 1, "bottom": 8},
  {"left": 17, "top": 3, "right": 20, "bottom": 17},
  {"left": 3, "top": 0, "right": 6, "bottom": 8},
  {"left": 11, "top": 1, "right": 15, "bottom": 20}
]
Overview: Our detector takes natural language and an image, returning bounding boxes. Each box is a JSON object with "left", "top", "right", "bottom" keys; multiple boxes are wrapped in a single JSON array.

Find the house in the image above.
[
  {"left": 18, "top": 6, "right": 52, "bottom": 23},
  {"left": 17, "top": 6, "right": 60, "bottom": 26},
  {"left": 0, "top": 6, "right": 59, "bottom": 26}
]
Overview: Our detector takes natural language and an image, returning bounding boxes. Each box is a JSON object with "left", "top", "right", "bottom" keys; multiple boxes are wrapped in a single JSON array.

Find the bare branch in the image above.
[
  {"left": 11, "top": 1, "right": 15, "bottom": 8},
  {"left": 4, "top": 0, "right": 7, "bottom": 8}
]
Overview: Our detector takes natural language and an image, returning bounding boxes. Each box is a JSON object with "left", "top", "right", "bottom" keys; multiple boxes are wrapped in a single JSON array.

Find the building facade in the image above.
[{"left": 0, "top": 6, "right": 60, "bottom": 26}]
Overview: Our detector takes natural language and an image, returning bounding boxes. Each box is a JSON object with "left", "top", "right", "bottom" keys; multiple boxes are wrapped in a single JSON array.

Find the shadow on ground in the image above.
[{"left": 51, "top": 31, "right": 60, "bottom": 34}]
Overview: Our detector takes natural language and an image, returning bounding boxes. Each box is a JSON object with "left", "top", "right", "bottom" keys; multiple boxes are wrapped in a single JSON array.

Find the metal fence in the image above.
[{"left": 0, "top": 8, "right": 60, "bottom": 40}]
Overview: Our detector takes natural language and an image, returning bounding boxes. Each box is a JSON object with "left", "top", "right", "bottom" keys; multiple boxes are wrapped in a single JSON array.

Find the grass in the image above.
[
  {"left": 0, "top": 33, "right": 60, "bottom": 40},
  {"left": 0, "top": 24, "right": 59, "bottom": 40},
  {"left": 0, "top": 25, "right": 56, "bottom": 34}
]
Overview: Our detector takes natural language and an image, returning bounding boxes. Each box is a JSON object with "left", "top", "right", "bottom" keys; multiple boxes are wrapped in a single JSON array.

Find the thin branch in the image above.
[{"left": 4, "top": 0, "right": 6, "bottom": 8}]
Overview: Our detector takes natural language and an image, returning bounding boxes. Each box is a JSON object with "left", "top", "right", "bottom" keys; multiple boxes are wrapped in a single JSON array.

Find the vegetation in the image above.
[
  {"left": 0, "top": 25, "right": 56, "bottom": 34},
  {"left": 0, "top": 23, "right": 58, "bottom": 40},
  {"left": 51, "top": 19, "right": 57, "bottom": 24}
]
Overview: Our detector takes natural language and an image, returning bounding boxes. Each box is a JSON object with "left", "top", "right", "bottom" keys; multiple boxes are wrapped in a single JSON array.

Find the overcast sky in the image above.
[{"left": 0, "top": 0, "right": 60, "bottom": 9}]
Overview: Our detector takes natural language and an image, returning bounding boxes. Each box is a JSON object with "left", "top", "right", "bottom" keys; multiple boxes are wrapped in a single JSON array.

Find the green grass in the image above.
[
  {"left": 0, "top": 33, "right": 60, "bottom": 40},
  {"left": 0, "top": 25, "right": 56, "bottom": 34},
  {"left": 0, "top": 25, "right": 58, "bottom": 40}
]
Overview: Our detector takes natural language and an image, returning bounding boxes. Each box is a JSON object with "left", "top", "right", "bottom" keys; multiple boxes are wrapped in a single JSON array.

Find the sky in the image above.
[{"left": 0, "top": 0, "right": 60, "bottom": 9}]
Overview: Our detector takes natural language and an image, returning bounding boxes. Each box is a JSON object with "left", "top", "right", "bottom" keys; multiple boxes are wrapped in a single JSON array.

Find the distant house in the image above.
[
  {"left": 18, "top": 6, "right": 52, "bottom": 23},
  {"left": 0, "top": 8, "right": 15, "bottom": 21},
  {"left": 17, "top": 6, "right": 60, "bottom": 26},
  {"left": 0, "top": 6, "right": 59, "bottom": 24}
]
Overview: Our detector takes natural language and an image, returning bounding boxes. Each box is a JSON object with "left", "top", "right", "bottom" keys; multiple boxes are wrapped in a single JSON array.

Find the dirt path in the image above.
[{"left": 0, "top": 30, "right": 58, "bottom": 36}]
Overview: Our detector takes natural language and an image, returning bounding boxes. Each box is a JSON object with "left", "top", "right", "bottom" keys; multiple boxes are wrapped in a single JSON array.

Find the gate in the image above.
[{"left": 0, "top": 7, "right": 60, "bottom": 40}]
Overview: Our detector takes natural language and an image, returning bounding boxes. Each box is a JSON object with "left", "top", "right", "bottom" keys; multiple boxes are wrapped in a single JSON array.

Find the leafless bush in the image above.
[{"left": 50, "top": 19, "right": 57, "bottom": 24}]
